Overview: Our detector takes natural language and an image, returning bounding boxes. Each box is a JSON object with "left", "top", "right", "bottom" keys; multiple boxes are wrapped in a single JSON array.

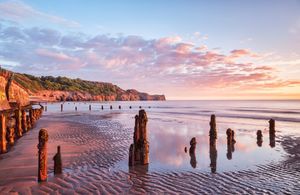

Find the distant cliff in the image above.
[{"left": 0, "top": 67, "right": 166, "bottom": 103}]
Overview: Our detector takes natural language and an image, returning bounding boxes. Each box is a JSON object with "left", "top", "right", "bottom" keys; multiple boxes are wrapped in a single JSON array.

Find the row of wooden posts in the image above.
[
  {"left": 58, "top": 104, "right": 150, "bottom": 112},
  {"left": 186, "top": 115, "right": 276, "bottom": 172},
  {"left": 0, "top": 105, "right": 43, "bottom": 154}
]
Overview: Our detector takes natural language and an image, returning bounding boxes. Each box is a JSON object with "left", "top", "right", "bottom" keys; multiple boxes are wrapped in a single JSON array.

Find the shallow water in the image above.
[{"left": 43, "top": 100, "right": 300, "bottom": 174}]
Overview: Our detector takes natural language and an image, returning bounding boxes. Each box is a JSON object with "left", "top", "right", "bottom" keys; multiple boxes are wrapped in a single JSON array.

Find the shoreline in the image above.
[{"left": 0, "top": 108, "right": 299, "bottom": 194}]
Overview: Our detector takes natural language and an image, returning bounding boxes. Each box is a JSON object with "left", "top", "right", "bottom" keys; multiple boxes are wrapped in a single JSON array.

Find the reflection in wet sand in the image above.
[
  {"left": 129, "top": 165, "right": 149, "bottom": 193},
  {"left": 189, "top": 151, "right": 197, "bottom": 168},
  {"left": 209, "top": 138, "right": 217, "bottom": 173},
  {"left": 227, "top": 141, "right": 235, "bottom": 160},
  {"left": 269, "top": 133, "right": 275, "bottom": 148},
  {"left": 256, "top": 130, "right": 263, "bottom": 147},
  {"left": 189, "top": 137, "right": 197, "bottom": 168}
]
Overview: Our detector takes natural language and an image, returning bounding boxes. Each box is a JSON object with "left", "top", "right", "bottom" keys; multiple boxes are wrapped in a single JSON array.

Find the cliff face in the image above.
[
  {"left": 0, "top": 69, "right": 30, "bottom": 110},
  {"left": 0, "top": 68, "right": 166, "bottom": 102}
]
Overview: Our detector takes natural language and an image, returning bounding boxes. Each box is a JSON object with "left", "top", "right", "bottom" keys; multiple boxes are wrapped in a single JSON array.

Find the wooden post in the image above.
[
  {"left": 269, "top": 119, "right": 275, "bottom": 134},
  {"left": 53, "top": 145, "right": 62, "bottom": 175},
  {"left": 61, "top": 104, "right": 63, "bottom": 112},
  {"left": 209, "top": 114, "right": 217, "bottom": 139},
  {"left": 119, "top": 105, "right": 121, "bottom": 109},
  {"left": 101, "top": 105, "right": 104, "bottom": 110},
  {"left": 37, "top": 129, "right": 48, "bottom": 182},
  {"left": 29, "top": 109, "right": 34, "bottom": 127},
  {"left": 75, "top": 106, "right": 77, "bottom": 111},
  {"left": 22, "top": 110, "right": 27, "bottom": 132},
  {"left": 15, "top": 109, "right": 22, "bottom": 137},
  {"left": 0, "top": 113, "right": 7, "bottom": 153},
  {"left": 110, "top": 105, "right": 112, "bottom": 110},
  {"left": 89, "top": 105, "right": 91, "bottom": 111},
  {"left": 138, "top": 110, "right": 149, "bottom": 165}
]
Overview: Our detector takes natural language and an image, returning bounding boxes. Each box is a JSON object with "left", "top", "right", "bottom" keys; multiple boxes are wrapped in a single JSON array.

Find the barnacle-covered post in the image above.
[{"left": 37, "top": 128, "right": 49, "bottom": 182}]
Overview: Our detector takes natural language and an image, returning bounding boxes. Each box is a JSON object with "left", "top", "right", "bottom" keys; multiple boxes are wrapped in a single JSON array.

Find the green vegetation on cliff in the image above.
[{"left": 0, "top": 67, "right": 166, "bottom": 101}]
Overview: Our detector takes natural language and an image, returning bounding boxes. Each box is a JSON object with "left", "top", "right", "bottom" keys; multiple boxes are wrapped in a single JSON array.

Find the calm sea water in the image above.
[{"left": 43, "top": 100, "right": 300, "bottom": 173}]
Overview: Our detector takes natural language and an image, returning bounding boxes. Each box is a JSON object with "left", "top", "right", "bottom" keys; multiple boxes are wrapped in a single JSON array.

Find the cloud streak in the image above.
[{"left": 0, "top": 0, "right": 80, "bottom": 27}]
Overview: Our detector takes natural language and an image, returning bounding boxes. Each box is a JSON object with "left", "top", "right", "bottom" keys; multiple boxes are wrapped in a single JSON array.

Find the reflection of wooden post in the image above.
[
  {"left": 209, "top": 115, "right": 217, "bottom": 139},
  {"left": 128, "top": 144, "right": 135, "bottom": 166},
  {"left": 256, "top": 130, "right": 263, "bottom": 147},
  {"left": 22, "top": 110, "right": 27, "bottom": 133},
  {"left": 0, "top": 113, "right": 7, "bottom": 153},
  {"left": 15, "top": 109, "right": 22, "bottom": 137},
  {"left": 209, "top": 138, "right": 217, "bottom": 173},
  {"left": 37, "top": 129, "right": 48, "bottom": 182},
  {"left": 53, "top": 146, "right": 62, "bottom": 175}
]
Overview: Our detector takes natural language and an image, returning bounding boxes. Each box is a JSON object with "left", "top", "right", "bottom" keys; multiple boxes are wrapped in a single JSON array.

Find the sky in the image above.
[{"left": 0, "top": 0, "right": 299, "bottom": 100}]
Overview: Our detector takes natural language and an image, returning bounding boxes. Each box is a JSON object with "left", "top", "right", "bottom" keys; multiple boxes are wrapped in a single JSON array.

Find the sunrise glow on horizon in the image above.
[{"left": 0, "top": 0, "right": 299, "bottom": 100}]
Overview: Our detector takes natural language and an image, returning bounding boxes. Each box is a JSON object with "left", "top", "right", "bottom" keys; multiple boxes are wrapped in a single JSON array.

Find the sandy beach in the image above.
[{"left": 0, "top": 101, "right": 300, "bottom": 194}]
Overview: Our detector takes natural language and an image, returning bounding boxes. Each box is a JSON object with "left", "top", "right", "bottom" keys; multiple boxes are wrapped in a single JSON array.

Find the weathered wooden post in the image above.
[
  {"left": 119, "top": 105, "right": 121, "bottom": 109},
  {"left": 139, "top": 110, "right": 149, "bottom": 165},
  {"left": 89, "top": 105, "right": 91, "bottom": 111},
  {"left": 129, "top": 110, "right": 150, "bottom": 166},
  {"left": 61, "top": 104, "right": 63, "bottom": 112},
  {"left": 268, "top": 119, "right": 275, "bottom": 148},
  {"left": 22, "top": 110, "right": 27, "bottom": 132},
  {"left": 15, "top": 108, "right": 22, "bottom": 137},
  {"left": 0, "top": 113, "right": 7, "bottom": 153},
  {"left": 29, "top": 109, "right": 34, "bottom": 127},
  {"left": 269, "top": 119, "right": 275, "bottom": 134},
  {"left": 110, "top": 105, "right": 113, "bottom": 110},
  {"left": 101, "top": 105, "right": 104, "bottom": 110},
  {"left": 209, "top": 115, "right": 217, "bottom": 139},
  {"left": 37, "top": 128, "right": 48, "bottom": 182},
  {"left": 53, "top": 145, "right": 62, "bottom": 175},
  {"left": 45, "top": 106, "right": 47, "bottom": 112},
  {"left": 27, "top": 114, "right": 31, "bottom": 130},
  {"left": 75, "top": 106, "right": 77, "bottom": 111},
  {"left": 7, "top": 119, "right": 15, "bottom": 146}
]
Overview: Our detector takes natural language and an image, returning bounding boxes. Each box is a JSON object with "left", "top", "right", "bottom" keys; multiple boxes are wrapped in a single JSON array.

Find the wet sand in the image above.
[{"left": 0, "top": 111, "right": 300, "bottom": 194}]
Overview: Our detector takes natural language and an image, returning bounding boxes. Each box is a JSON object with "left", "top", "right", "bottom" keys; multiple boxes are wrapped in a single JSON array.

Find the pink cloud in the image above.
[{"left": 1, "top": 25, "right": 299, "bottom": 98}]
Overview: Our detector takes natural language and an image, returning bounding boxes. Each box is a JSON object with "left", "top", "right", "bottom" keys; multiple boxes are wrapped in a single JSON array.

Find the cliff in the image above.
[
  {"left": 0, "top": 67, "right": 166, "bottom": 103},
  {"left": 0, "top": 68, "right": 30, "bottom": 110}
]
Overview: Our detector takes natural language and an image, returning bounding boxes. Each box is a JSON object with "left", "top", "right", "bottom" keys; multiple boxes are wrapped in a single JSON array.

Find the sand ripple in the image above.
[{"left": 0, "top": 114, "right": 299, "bottom": 194}]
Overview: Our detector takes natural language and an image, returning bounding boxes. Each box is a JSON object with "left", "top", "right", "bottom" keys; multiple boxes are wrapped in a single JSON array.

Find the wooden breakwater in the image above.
[{"left": 0, "top": 103, "right": 43, "bottom": 154}]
